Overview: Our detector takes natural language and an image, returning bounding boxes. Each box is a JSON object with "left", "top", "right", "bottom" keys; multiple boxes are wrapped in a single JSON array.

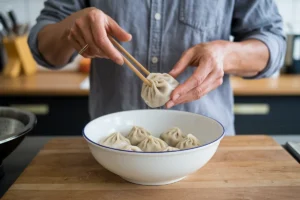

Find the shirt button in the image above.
[
  {"left": 154, "top": 13, "right": 161, "bottom": 20},
  {"left": 151, "top": 57, "right": 158, "bottom": 64}
]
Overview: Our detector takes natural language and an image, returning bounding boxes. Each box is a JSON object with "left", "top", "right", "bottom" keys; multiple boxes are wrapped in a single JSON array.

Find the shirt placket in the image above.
[
  {"left": 148, "top": 0, "right": 163, "bottom": 73},
  {"left": 145, "top": 0, "right": 163, "bottom": 110}
]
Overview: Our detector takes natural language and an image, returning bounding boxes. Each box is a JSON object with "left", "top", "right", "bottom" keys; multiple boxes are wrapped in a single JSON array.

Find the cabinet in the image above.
[{"left": 1, "top": 72, "right": 300, "bottom": 136}]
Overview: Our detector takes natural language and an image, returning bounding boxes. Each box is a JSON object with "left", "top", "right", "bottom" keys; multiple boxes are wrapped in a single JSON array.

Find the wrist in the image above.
[
  {"left": 208, "top": 40, "right": 239, "bottom": 73},
  {"left": 220, "top": 41, "right": 242, "bottom": 74}
]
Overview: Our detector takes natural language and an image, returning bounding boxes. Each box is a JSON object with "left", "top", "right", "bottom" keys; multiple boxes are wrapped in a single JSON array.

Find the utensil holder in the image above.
[{"left": 2, "top": 35, "right": 37, "bottom": 78}]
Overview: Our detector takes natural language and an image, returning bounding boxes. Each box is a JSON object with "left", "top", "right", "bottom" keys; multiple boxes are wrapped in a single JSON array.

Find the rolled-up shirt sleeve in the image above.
[
  {"left": 28, "top": 0, "right": 86, "bottom": 69},
  {"left": 231, "top": 0, "right": 286, "bottom": 79}
]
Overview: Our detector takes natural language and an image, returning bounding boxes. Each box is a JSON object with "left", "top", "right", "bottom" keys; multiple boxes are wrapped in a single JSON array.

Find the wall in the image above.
[
  {"left": 0, "top": 0, "right": 299, "bottom": 29},
  {"left": 275, "top": 0, "right": 300, "bottom": 34},
  {"left": 0, "top": 0, "right": 298, "bottom": 33},
  {"left": 0, "top": 0, "right": 46, "bottom": 28}
]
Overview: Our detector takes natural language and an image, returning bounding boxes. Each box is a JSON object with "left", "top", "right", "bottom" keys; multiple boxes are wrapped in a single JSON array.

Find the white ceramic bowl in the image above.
[{"left": 83, "top": 110, "right": 224, "bottom": 185}]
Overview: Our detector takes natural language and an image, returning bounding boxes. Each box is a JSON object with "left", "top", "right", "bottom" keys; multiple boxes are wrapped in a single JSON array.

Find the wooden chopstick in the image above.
[
  {"left": 108, "top": 35, "right": 151, "bottom": 86},
  {"left": 108, "top": 35, "right": 150, "bottom": 76},
  {"left": 123, "top": 56, "right": 151, "bottom": 86}
]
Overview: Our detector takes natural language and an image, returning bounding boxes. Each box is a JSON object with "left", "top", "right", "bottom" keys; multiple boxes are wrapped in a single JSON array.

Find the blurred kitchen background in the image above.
[{"left": 1, "top": 0, "right": 300, "bottom": 144}]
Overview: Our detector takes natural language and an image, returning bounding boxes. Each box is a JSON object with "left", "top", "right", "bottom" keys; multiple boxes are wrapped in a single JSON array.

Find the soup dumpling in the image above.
[
  {"left": 176, "top": 134, "right": 201, "bottom": 149},
  {"left": 163, "top": 146, "right": 179, "bottom": 151},
  {"left": 126, "top": 126, "right": 151, "bottom": 145},
  {"left": 141, "top": 73, "right": 179, "bottom": 108},
  {"left": 160, "top": 127, "right": 184, "bottom": 147},
  {"left": 122, "top": 144, "right": 143, "bottom": 152},
  {"left": 100, "top": 132, "right": 130, "bottom": 149},
  {"left": 137, "top": 136, "right": 168, "bottom": 152}
]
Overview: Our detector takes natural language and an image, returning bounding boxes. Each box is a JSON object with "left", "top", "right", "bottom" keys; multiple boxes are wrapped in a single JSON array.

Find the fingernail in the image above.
[
  {"left": 167, "top": 101, "right": 174, "bottom": 108},
  {"left": 173, "top": 94, "right": 180, "bottom": 101},
  {"left": 116, "top": 58, "right": 124, "bottom": 65}
]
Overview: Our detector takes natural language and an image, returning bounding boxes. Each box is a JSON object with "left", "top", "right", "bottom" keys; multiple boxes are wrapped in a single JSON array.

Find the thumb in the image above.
[
  {"left": 169, "top": 49, "right": 194, "bottom": 78},
  {"left": 107, "top": 16, "right": 132, "bottom": 42}
]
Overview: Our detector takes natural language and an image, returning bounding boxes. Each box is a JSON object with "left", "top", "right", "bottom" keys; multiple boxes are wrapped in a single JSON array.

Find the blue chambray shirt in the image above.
[{"left": 28, "top": 0, "right": 286, "bottom": 135}]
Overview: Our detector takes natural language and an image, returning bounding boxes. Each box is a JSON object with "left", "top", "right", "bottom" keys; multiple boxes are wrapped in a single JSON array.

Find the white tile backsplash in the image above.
[
  {"left": 0, "top": 0, "right": 45, "bottom": 28},
  {"left": 275, "top": 0, "right": 300, "bottom": 34},
  {"left": 27, "top": 0, "right": 47, "bottom": 27},
  {"left": 0, "top": 0, "right": 298, "bottom": 34},
  {"left": 275, "top": 0, "right": 294, "bottom": 24}
]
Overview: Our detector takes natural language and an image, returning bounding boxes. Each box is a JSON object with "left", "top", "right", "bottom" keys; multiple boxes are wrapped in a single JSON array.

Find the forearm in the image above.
[
  {"left": 38, "top": 22, "right": 75, "bottom": 66},
  {"left": 222, "top": 39, "right": 270, "bottom": 77}
]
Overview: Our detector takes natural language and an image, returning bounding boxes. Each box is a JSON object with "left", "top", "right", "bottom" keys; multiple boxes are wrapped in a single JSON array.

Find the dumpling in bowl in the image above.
[
  {"left": 160, "top": 127, "right": 184, "bottom": 147},
  {"left": 100, "top": 132, "right": 130, "bottom": 149},
  {"left": 141, "top": 73, "right": 179, "bottom": 108},
  {"left": 176, "top": 134, "right": 201, "bottom": 150},
  {"left": 122, "top": 144, "right": 142, "bottom": 152},
  {"left": 126, "top": 126, "right": 151, "bottom": 145},
  {"left": 137, "top": 136, "right": 168, "bottom": 152},
  {"left": 163, "top": 146, "right": 179, "bottom": 151}
]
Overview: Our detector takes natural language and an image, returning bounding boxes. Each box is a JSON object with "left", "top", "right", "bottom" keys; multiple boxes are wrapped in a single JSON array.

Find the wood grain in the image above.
[
  {"left": 1, "top": 72, "right": 300, "bottom": 96},
  {"left": 231, "top": 75, "right": 300, "bottom": 96},
  {"left": 0, "top": 72, "right": 88, "bottom": 96},
  {"left": 2, "top": 136, "right": 300, "bottom": 200}
]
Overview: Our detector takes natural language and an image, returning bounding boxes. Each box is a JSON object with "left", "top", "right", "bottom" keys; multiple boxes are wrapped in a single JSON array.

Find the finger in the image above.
[
  {"left": 68, "top": 31, "right": 89, "bottom": 58},
  {"left": 170, "top": 58, "right": 213, "bottom": 102},
  {"left": 68, "top": 33, "right": 82, "bottom": 52},
  {"left": 173, "top": 75, "right": 223, "bottom": 106},
  {"left": 96, "top": 47, "right": 109, "bottom": 59},
  {"left": 107, "top": 16, "right": 132, "bottom": 42},
  {"left": 166, "top": 78, "right": 217, "bottom": 108},
  {"left": 89, "top": 11, "right": 124, "bottom": 65},
  {"left": 169, "top": 49, "right": 195, "bottom": 78},
  {"left": 74, "top": 18, "right": 103, "bottom": 57}
]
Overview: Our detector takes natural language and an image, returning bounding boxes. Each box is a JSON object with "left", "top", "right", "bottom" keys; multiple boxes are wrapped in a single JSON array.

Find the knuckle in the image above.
[
  {"left": 218, "top": 78, "right": 223, "bottom": 85},
  {"left": 74, "top": 19, "right": 83, "bottom": 28},
  {"left": 217, "top": 69, "right": 224, "bottom": 77},
  {"left": 95, "top": 35, "right": 107, "bottom": 47},
  {"left": 87, "top": 9, "right": 100, "bottom": 22},
  {"left": 67, "top": 34, "right": 72, "bottom": 41},
  {"left": 208, "top": 63, "right": 214, "bottom": 71},
  {"left": 220, "top": 70, "right": 224, "bottom": 77},
  {"left": 176, "top": 88, "right": 183, "bottom": 96},
  {"left": 88, "top": 7, "right": 98, "bottom": 13},
  {"left": 193, "top": 87, "right": 203, "bottom": 99},
  {"left": 69, "top": 28, "right": 76, "bottom": 36},
  {"left": 192, "top": 75, "right": 203, "bottom": 87}
]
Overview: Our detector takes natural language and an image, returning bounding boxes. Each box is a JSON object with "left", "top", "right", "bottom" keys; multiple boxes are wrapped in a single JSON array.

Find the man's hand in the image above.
[
  {"left": 38, "top": 7, "right": 131, "bottom": 66},
  {"left": 166, "top": 41, "right": 227, "bottom": 108},
  {"left": 64, "top": 7, "right": 131, "bottom": 64}
]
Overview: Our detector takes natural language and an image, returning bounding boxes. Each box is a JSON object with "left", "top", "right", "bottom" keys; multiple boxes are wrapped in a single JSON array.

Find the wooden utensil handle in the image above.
[
  {"left": 122, "top": 56, "right": 151, "bottom": 86},
  {"left": 108, "top": 35, "right": 150, "bottom": 76}
]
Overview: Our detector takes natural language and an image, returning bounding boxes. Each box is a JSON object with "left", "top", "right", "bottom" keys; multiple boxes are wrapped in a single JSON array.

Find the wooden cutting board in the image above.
[{"left": 2, "top": 136, "right": 300, "bottom": 200}]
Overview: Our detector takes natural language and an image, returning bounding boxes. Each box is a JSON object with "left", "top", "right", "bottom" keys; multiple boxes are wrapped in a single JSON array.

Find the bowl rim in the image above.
[
  {"left": 0, "top": 107, "right": 37, "bottom": 145},
  {"left": 82, "top": 109, "right": 225, "bottom": 154}
]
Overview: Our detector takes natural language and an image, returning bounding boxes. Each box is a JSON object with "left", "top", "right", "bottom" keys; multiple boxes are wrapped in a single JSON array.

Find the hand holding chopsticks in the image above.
[{"left": 108, "top": 35, "right": 151, "bottom": 86}]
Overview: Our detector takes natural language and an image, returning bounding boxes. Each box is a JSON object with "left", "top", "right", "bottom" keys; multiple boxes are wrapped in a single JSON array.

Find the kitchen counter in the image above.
[
  {"left": 0, "top": 71, "right": 88, "bottom": 96},
  {"left": 1, "top": 135, "right": 300, "bottom": 200},
  {"left": 1, "top": 135, "right": 300, "bottom": 198},
  {"left": 1, "top": 72, "right": 300, "bottom": 96},
  {"left": 0, "top": 136, "right": 50, "bottom": 198}
]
